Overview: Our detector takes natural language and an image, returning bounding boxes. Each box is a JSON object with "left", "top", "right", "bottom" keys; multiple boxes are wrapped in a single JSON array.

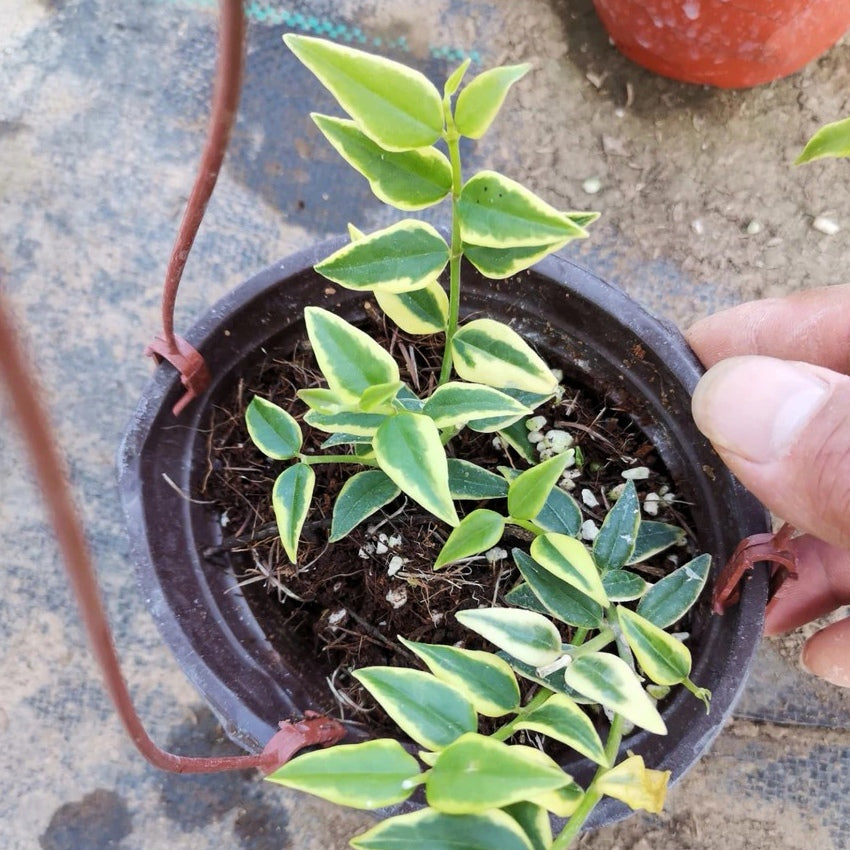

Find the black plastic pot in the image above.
[{"left": 118, "top": 240, "right": 768, "bottom": 828}]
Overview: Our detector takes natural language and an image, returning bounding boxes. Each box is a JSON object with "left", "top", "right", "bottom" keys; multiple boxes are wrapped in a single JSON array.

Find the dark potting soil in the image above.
[{"left": 199, "top": 303, "right": 698, "bottom": 733}]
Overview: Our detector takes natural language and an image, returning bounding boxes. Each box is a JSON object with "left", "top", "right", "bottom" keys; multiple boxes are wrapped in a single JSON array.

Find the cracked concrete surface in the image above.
[{"left": 2, "top": 1, "right": 850, "bottom": 848}]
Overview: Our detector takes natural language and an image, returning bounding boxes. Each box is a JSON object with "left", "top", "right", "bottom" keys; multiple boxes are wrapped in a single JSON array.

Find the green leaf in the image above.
[
  {"left": 398, "top": 638, "right": 520, "bottom": 717},
  {"left": 284, "top": 34, "right": 444, "bottom": 151},
  {"left": 628, "top": 520, "right": 686, "bottom": 565},
  {"left": 602, "top": 570, "right": 649, "bottom": 602},
  {"left": 375, "top": 280, "right": 449, "bottom": 335},
  {"left": 297, "top": 387, "right": 344, "bottom": 413},
  {"left": 468, "top": 399, "right": 551, "bottom": 432},
  {"left": 530, "top": 533, "right": 609, "bottom": 608},
  {"left": 315, "top": 220, "right": 450, "bottom": 294},
  {"left": 456, "top": 607, "right": 562, "bottom": 667},
  {"left": 426, "top": 733, "right": 569, "bottom": 813},
  {"left": 504, "top": 581, "right": 552, "bottom": 616},
  {"left": 593, "top": 479, "right": 640, "bottom": 572},
  {"left": 359, "top": 381, "right": 404, "bottom": 411},
  {"left": 354, "top": 667, "right": 477, "bottom": 750},
  {"left": 454, "top": 64, "right": 530, "bottom": 139},
  {"left": 496, "top": 419, "right": 537, "bottom": 463},
  {"left": 396, "top": 384, "right": 424, "bottom": 412},
  {"left": 566, "top": 211, "right": 601, "bottom": 228},
  {"left": 502, "top": 802, "right": 552, "bottom": 850},
  {"left": 321, "top": 432, "right": 372, "bottom": 448},
  {"left": 452, "top": 318, "right": 558, "bottom": 395},
  {"left": 423, "top": 382, "right": 531, "bottom": 430},
  {"left": 434, "top": 509, "right": 505, "bottom": 569},
  {"left": 529, "top": 781, "right": 585, "bottom": 817},
  {"left": 563, "top": 652, "right": 667, "bottom": 735},
  {"left": 463, "top": 240, "right": 569, "bottom": 280},
  {"left": 329, "top": 470, "right": 400, "bottom": 541},
  {"left": 459, "top": 171, "right": 588, "bottom": 248},
  {"left": 616, "top": 606, "right": 692, "bottom": 687},
  {"left": 507, "top": 454, "right": 570, "bottom": 521},
  {"left": 265, "top": 738, "right": 420, "bottom": 809},
  {"left": 447, "top": 459, "right": 509, "bottom": 500},
  {"left": 374, "top": 412, "right": 459, "bottom": 526},
  {"left": 533, "top": 484, "right": 582, "bottom": 537},
  {"left": 444, "top": 58, "right": 472, "bottom": 97},
  {"left": 272, "top": 463, "right": 315, "bottom": 563},
  {"left": 305, "top": 307, "right": 399, "bottom": 402},
  {"left": 303, "top": 408, "right": 387, "bottom": 436},
  {"left": 351, "top": 809, "right": 534, "bottom": 850},
  {"left": 512, "top": 549, "right": 603, "bottom": 629},
  {"left": 636, "top": 553, "right": 711, "bottom": 629},
  {"left": 797, "top": 115, "right": 850, "bottom": 163},
  {"left": 516, "top": 692, "right": 608, "bottom": 766},
  {"left": 245, "top": 396, "right": 303, "bottom": 460},
  {"left": 348, "top": 222, "right": 366, "bottom": 240},
  {"left": 312, "top": 114, "right": 452, "bottom": 210}
]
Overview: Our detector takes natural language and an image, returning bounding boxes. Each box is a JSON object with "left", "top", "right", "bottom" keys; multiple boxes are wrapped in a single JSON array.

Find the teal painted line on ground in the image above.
[{"left": 155, "top": 0, "right": 483, "bottom": 64}]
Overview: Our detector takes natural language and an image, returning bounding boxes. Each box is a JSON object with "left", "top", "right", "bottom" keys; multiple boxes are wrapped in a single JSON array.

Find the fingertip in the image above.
[{"left": 801, "top": 618, "right": 850, "bottom": 688}]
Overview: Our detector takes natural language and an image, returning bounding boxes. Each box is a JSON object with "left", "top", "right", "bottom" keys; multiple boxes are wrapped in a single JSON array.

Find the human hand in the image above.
[{"left": 686, "top": 285, "right": 850, "bottom": 687}]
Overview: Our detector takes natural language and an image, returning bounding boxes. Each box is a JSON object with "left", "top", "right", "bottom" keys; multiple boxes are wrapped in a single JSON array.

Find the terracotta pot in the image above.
[
  {"left": 593, "top": 0, "right": 850, "bottom": 88},
  {"left": 118, "top": 240, "right": 769, "bottom": 828}
]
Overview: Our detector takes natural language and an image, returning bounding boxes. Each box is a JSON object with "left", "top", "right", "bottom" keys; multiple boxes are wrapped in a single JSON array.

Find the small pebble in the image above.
[
  {"left": 387, "top": 555, "right": 406, "bottom": 576},
  {"left": 485, "top": 547, "right": 508, "bottom": 563},
  {"left": 546, "top": 429, "right": 574, "bottom": 453},
  {"left": 691, "top": 219, "right": 705, "bottom": 235},
  {"left": 582, "top": 177, "right": 602, "bottom": 195},
  {"left": 643, "top": 492, "right": 660, "bottom": 516},
  {"left": 812, "top": 215, "right": 840, "bottom": 235},
  {"left": 608, "top": 483, "right": 626, "bottom": 501},
  {"left": 328, "top": 608, "right": 347, "bottom": 627},
  {"left": 622, "top": 466, "right": 650, "bottom": 480},
  {"left": 745, "top": 219, "right": 762, "bottom": 235},
  {"left": 581, "top": 519, "right": 599, "bottom": 541},
  {"left": 386, "top": 586, "right": 408, "bottom": 609},
  {"left": 581, "top": 488, "right": 599, "bottom": 508},
  {"left": 526, "top": 415, "right": 547, "bottom": 432}
]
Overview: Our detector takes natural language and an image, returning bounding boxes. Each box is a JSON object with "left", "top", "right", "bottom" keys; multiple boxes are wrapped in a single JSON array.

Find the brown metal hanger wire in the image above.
[{"left": 0, "top": 0, "right": 344, "bottom": 775}]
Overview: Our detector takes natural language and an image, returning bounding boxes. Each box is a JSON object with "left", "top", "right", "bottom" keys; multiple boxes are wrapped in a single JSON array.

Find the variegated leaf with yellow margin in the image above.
[
  {"left": 315, "top": 220, "right": 449, "bottom": 294},
  {"left": 284, "top": 34, "right": 444, "bottom": 152}
]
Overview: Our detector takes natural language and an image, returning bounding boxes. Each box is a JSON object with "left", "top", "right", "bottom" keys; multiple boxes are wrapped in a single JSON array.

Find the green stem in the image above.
[
  {"left": 568, "top": 628, "right": 615, "bottom": 657},
  {"left": 299, "top": 454, "right": 379, "bottom": 467},
  {"left": 551, "top": 714, "right": 626, "bottom": 849},
  {"left": 490, "top": 688, "right": 551, "bottom": 742},
  {"left": 508, "top": 517, "right": 546, "bottom": 537},
  {"left": 438, "top": 125, "right": 464, "bottom": 386}
]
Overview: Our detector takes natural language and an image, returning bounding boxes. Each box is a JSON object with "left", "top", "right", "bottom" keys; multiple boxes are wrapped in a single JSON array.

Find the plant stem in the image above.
[
  {"left": 299, "top": 454, "right": 379, "bottom": 467},
  {"left": 490, "top": 688, "right": 551, "bottom": 742},
  {"left": 551, "top": 713, "right": 625, "bottom": 849},
  {"left": 438, "top": 124, "right": 464, "bottom": 386}
]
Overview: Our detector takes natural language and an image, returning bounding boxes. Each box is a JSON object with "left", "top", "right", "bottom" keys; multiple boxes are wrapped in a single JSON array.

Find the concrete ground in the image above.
[{"left": 2, "top": 0, "right": 850, "bottom": 847}]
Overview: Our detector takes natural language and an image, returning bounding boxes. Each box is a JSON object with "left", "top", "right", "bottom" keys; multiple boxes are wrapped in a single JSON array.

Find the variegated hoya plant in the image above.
[{"left": 245, "top": 34, "right": 713, "bottom": 849}]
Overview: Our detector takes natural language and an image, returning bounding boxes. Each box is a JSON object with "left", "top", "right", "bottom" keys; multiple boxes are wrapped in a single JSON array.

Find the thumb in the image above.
[{"left": 691, "top": 356, "right": 850, "bottom": 550}]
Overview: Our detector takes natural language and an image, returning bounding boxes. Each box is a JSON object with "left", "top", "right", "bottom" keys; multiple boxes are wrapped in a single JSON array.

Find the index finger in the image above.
[{"left": 686, "top": 285, "right": 850, "bottom": 374}]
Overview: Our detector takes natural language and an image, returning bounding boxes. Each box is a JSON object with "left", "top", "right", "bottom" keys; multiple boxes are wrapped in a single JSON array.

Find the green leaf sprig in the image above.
[{"left": 239, "top": 35, "right": 715, "bottom": 849}]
